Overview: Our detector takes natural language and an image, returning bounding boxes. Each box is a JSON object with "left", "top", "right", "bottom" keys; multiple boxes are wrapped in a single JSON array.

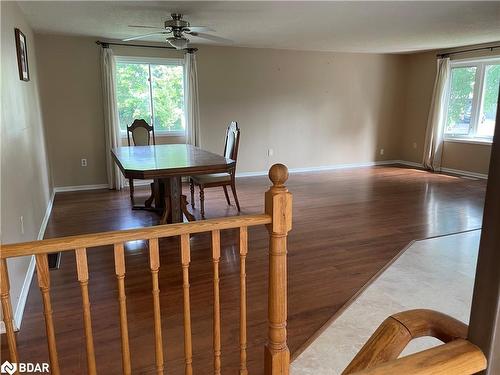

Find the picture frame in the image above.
[{"left": 14, "top": 28, "right": 30, "bottom": 81}]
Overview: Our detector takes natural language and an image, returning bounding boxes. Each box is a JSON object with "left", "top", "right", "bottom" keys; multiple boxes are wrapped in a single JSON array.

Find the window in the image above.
[
  {"left": 115, "top": 57, "right": 185, "bottom": 135},
  {"left": 444, "top": 57, "right": 499, "bottom": 142}
]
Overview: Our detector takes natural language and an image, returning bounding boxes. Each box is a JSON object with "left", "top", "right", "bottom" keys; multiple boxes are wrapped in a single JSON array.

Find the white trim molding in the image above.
[
  {"left": 124, "top": 179, "right": 153, "bottom": 187},
  {"left": 236, "top": 160, "right": 398, "bottom": 178},
  {"left": 440, "top": 167, "right": 488, "bottom": 180},
  {"left": 395, "top": 160, "right": 488, "bottom": 179},
  {"left": 38, "top": 190, "right": 55, "bottom": 240},
  {"left": 12, "top": 256, "right": 36, "bottom": 331},
  {"left": 236, "top": 160, "right": 487, "bottom": 180},
  {"left": 444, "top": 138, "right": 493, "bottom": 146},
  {"left": 54, "top": 184, "right": 109, "bottom": 193},
  {"left": 393, "top": 160, "right": 424, "bottom": 169},
  {"left": 55, "top": 181, "right": 155, "bottom": 193}
]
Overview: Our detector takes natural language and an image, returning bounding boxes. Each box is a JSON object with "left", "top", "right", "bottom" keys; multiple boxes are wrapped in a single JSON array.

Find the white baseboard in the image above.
[
  {"left": 38, "top": 190, "right": 55, "bottom": 240},
  {"left": 1, "top": 189, "right": 55, "bottom": 334},
  {"left": 54, "top": 181, "right": 157, "bottom": 193},
  {"left": 393, "top": 160, "right": 424, "bottom": 169},
  {"left": 439, "top": 167, "right": 488, "bottom": 180},
  {"left": 236, "top": 159, "right": 488, "bottom": 180},
  {"left": 236, "top": 160, "right": 399, "bottom": 178},
  {"left": 394, "top": 160, "right": 488, "bottom": 179},
  {"left": 124, "top": 179, "right": 153, "bottom": 187},
  {"left": 54, "top": 183, "right": 109, "bottom": 192},
  {"left": 12, "top": 256, "right": 36, "bottom": 331}
]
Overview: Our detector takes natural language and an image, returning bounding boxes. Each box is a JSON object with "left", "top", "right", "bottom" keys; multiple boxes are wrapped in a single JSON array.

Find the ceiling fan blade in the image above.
[
  {"left": 128, "top": 25, "right": 164, "bottom": 29},
  {"left": 185, "top": 26, "right": 214, "bottom": 32},
  {"left": 122, "top": 31, "right": 169, "bottom": 42},
  {"left": 188, "top": 32, "right": 233, "bottom": 44}
]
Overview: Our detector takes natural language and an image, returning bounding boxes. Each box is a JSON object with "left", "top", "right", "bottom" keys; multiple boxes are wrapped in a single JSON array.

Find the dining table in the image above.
[{"left": 112, "top": 144, "right": 235, "bottom": 224}]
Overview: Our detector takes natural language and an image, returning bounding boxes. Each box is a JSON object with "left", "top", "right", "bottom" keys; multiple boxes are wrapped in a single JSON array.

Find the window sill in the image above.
[
  {"left": 155, "top": 132, "right": 186, "bottom": 138},
  {"left": 120, "top": 132, "right": 186, "bottom": 138},
  {"left": 444, "top": 137, "right": 493, "bottom": 146}
]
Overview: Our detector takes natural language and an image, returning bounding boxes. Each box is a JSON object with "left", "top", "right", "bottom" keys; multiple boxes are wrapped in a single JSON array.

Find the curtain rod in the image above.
[
  {"left": 437, "top": 44, "right": 500, "bottom": 58},
  {"left": 95, "top": 40, "right": 197, "bottom": 53}
]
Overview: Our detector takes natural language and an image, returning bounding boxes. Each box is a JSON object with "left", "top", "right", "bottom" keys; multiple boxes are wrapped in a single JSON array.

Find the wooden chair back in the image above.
[
  {"left": 127, "top": 119, "right": 155, "bottom": 146},
  {"left": 223, "top": 121, "right": 240, "bottom": 161}
]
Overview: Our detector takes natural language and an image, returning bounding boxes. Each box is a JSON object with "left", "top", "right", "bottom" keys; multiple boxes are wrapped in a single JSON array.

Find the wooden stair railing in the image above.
[
  {"left": 0, "top": 163, "right": 292, "bottom": 375},
  {"left": 342, "top": 309, "right": 487, "bottom": 375}
]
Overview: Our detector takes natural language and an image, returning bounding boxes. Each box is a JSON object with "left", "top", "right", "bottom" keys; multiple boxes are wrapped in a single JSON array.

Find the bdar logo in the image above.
[{"left": 0, "top": 361, "right": 17, "bottom": 375}]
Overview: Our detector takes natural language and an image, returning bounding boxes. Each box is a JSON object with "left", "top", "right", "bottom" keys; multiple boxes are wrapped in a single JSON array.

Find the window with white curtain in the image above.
[
  {"left": 444, "top": 57, "right": 499, "bottom": 143},
  {"left": 115, "top": 56, "right": 185, "bottom": 136}
]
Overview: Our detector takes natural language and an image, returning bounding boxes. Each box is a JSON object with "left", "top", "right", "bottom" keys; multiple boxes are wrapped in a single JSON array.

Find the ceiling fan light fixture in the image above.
[{"left": 166, "top": 36, "right": 189, "bottom": 49}]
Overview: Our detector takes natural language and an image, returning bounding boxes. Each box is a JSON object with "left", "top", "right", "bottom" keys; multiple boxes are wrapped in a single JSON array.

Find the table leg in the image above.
[
  {"left": 181, "top": 195, "right": 196, "bottom": 222},
  {"left": 154, "top": 179, "right": 164, "bottom": 210},
  {"left": 157, "top": 177, "right": 196, "bottom": 224},
  {"left": 160, "top": 196, "right": 171, "bottom": 225},
  {"left": 168, "top": 176, "right": 182, "bottom": 223},
  {"left": 144, "top": 180, "right": 156, "bottom": 208}
]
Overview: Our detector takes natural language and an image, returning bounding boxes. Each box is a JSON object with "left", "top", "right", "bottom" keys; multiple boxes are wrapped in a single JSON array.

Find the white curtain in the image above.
[
  {"left": 101, "top": 46, "right": 123, "bottom": 189},
  {"left": 185, "top": 52, "right": 201, "bottom": 146},
  {"left": 422, "top": 57, "right": 451, "bottom": 171}
]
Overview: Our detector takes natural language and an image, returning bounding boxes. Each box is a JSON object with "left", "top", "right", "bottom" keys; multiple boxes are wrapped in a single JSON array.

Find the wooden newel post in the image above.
[{"left": 265, "top": 164, "right": 292, "bottom": 375}]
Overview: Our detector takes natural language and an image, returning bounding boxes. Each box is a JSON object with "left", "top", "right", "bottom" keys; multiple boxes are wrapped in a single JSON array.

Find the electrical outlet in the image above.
[
  {"left": 81, "top": 158, "right": 87, "bottom": 167},
  {"left": 380, "top": 148, "right": 384, "bottom": 156},
  {"left": 413, "top": 142, "right": 417, "bottom": 149},
  {"left": 20, "top": 216, "right": 24, "bottom": 234},
  {"left": 268, "top": 148, "right": 274, "bottom": 157}
]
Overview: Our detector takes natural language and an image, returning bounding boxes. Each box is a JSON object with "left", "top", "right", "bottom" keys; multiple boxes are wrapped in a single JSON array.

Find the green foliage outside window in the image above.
[
  {"left": 116, "top": 62, "right": 185, "bottom": 132},
  {"left": 445, "top": 64, "right": 499, "bottom": 136},
  {"left": 482, "top": 65, "right": 500, "bottom": 119},
  {"left": 445, "top": 67, "right": 476, "bottom": 134}
]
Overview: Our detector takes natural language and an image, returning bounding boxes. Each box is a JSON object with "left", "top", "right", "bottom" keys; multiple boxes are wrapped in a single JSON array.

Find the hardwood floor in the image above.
[{"left": 2, "top": 166, "right": 486, "bottom": 374}]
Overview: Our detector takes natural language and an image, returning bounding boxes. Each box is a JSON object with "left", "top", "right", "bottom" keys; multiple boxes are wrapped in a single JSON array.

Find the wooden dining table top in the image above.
[{"left": 112, "top": 144, "right": 235, "bottom": 179}]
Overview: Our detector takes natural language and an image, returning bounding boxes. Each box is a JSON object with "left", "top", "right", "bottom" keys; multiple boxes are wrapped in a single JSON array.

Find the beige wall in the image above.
[
  {"left": 1, "top": 1, "right": 52, "bottom": 324},
  {"left": 400, "top": 50, "right": 494, "bottom": 174},
  {"left": 442, "top": 142, "right": 492, "bottom": 175},
  {"left": 36, "top": 35, "right": 408, "bottom": 185},
  {"left": 197, "top": 47, "right": 406, "bottom": 172},
  {"left": 34, "top": 34, "right": 495, "bottom": 186},
  {"left": 35, "top": 35, "right": 107, "bottom": 187},
  {"left": 399, "top": 52, "right": 436, "bottom": 163}
]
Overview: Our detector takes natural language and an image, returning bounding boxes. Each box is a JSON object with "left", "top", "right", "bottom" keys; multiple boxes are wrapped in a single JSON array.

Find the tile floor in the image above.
[{"left": 291, "top": 230, "right": 480, "bottom": 374}]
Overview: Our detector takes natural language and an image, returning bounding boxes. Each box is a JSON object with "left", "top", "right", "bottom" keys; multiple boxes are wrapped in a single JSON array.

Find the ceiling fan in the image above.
[{"left": 123, "top": 13, "right": 231, "bottom": 49}]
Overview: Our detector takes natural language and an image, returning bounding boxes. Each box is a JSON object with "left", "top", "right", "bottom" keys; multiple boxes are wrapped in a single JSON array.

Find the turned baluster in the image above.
[
  {"left": 181, "top": 233, "right": 193, "bottom": 375},
  {"left": 149, "top": 238, "right": 164, "bottom": 375},
  {"left": 114, "top": 243, "right": 131, "bottom": 375},
  {"left": 239, "top": 226, "right": 248, "bottom": 375},
  {"left": 75, "top": 248, "right": 97, "bottom": 375},
  {"left": 0, "top": 258, "right": 19, "bottom": 364},
  {"left": 264, "top": 164, "right": 292, "bottom": 375},
  {"left": 211, "top": 230, "right": 222, "bottom": 374},
  {"left": 35, "top": 254, "right": 60, "bottom": 375}
]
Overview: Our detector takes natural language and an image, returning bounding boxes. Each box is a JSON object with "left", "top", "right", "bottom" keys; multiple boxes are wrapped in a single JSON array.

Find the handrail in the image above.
[
  {"left": 391, "top": 309, "right": 468, "bottom": 342},
  {"left": 343, "top": 309, "right": 487, "bottom": 375},
  {"left": 1, "top": 214, "right": 271, "bottom": 258},
  {"left": 351, "top": 339, "right": 486, "bottom": 375}
]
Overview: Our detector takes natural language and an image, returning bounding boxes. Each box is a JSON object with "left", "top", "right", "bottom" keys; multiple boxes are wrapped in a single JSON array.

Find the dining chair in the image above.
[
  {"left": 190, "top": 121, "right": 241, "bottom": 218},
  {"left": 127, "top": 119, "right": 155, "bottom": 206}
]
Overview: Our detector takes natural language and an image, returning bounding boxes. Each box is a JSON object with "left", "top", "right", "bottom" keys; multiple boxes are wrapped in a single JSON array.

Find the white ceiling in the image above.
[{"left": 17, "top": 1, "right": 500, "bottom": 53}]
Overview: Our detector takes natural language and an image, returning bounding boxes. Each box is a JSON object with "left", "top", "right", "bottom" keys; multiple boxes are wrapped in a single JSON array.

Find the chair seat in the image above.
[{"left": 191, "top": 173, "right": 231, "bottom": 185}]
